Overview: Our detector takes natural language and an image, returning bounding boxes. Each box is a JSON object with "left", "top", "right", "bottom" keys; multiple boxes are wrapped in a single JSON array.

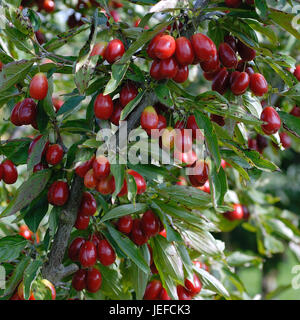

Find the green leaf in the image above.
[
  {"left": 120, "top": 90, "right": 145, "bottom": 120},
  {"left": 105, "top": 223, "right": 149, "bottom": 273},
  {"left": 56, "top": 95, "right": 85, "bottom": 116},
  {"left": 209, "top": 163, "right": 227, "bottom": 208},
  {"left": 278, "top": 111, "right": 300, "bottom": 136},
  {"left": 0, "top": 236, "right": 27, "bottom": 262},
  {"left": 0, "top": 139, "right": 31, "bottom": 165},
  {"left": 23, "top": 259, "right": 43, "bottom": 300},
  {"left": 227, "top": 251, "right": 263, "bottom": 267},
  {"left": 100, "top": 203, "right": 147, "bottom": 222},
  {"left": 27, "top": 135, "right": 49, "bottom": 171},
  {"left": 0, "top": 169, "right": 51, "bottom": 218},
  {"left": 104, "top": 63, "right": 130, "bottom": 95},
  {"left": 111, "top": 163, "right": 125, "bottom": 198},
  {"left": 254, "top": 0, "right": 268, "bottom": 20},
  {"left": 4, "top": 26, "right": 34, "bottom": 55},
  {"left": 155, "top": 83, "right": 173, "bottom": 107}
]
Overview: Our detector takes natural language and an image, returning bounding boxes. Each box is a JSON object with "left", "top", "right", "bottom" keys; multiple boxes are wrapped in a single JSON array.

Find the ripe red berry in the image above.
[
  {"left": 117, "top": 179, "right": 128, "bottom": 197},
  {"left": 175, "top": 37, "right": 194, "bottom": 66},
  {"left": 79, "top": 241, "right": 97, "bottom": 268},
  {"left": 177, "top": 285, "right": 191, "bottom": 300},
  {"left": 144, "top": 280, "right": 162, "bottom": 300},
  {"left": 29, "top": 73, "right": 48, "bottom": 100},
  {"left": 35, "top": 30, "right": 46, "bottom": 45},
  {"left": 43, "top": 0, "right": 55, "bottom": 12},
  {"left": 75, "top": 211, "right": 90, "bottom": 230},
  {"left": 104, "top": 39, "right": 125, "bottom": 64},
  {"left": 185, "top": 274, "right": 202, "bottom": 297},
  {"left": 90, "top": 41, "right": 107, "bottom": 57},
  {"left": 256, "top": 134, "right": 268, "bottom": 152},
  {"left": 212, "top": 67, "right": 230, "bottom": 95},
  {"left": 2, "top": 160, "right": 18, "bottom": 184},
  {"left": 75, "top": 156, "right": 95, "bottom": 178},
  {"left": 260, "top": 106, "right": 281, "bottom": 135},
  {"left": 231, "top": 71, "right": 250, "bottom": 95},
  {"left": 72, "top": 269, "right": 87, "bottom": 291},
  {"left": 294, "top": 65, "right": 300, "bottom": 81},
  {"left": 150, "top": 60, "right": 162, "bottom": 80},
  {"left": 153, "top": 114, "right": 167, "bottom": 136},
  {"left": 224, "top": 203, "right": 244, "bottom": 221},
  {"left": 127, "top": 169, "right": 146, "bottom": 194},
  {"left": 237, "top": 40, "right": 256, "bottom": 61},
  {"left": 47, "top": 181, "right": 69, "bottom": 206},
  {"left": 19, "top": 225, "right": 33, "bottom": 241},
  {"left": 186, "top": 115, "right": 200, "bottom": 139},
  {"left": 198, "top": 180, "right": 210, "bottom": 193},
  {"left": 93, "top": 155, "right": 110, "bottom": 179},
  {"left": 96, "top": 174, "right": 115, "bottom": 195},
  {"left": 79, "top": 192, "right": 97, "bottom": 216},
  {"left": 110, "top": 99, "right": 123, "bottom": 125},
  {"left": 97, "top": 239, "right": 116, "bottom": 266},
  {"left": 203, "top": 68, "right": 221, "bottom": 81},
  {"left": 120, "top": 82, "right": 138, "bottom": 107},
  {"left": 69, "top": 237, "right": 86, "bottom": 262},
  {"left": 141, "top": 210, "right": 160, "bottom": 238},
  {"left": 18, "top": 98, "right": 37, "bottom": 125},
  {"left": 290, "top": 106, "right": 300, "bottom": 117},
  {"left": 159, "top": 288, "right": 171, "bottom": 300},
  {"left": 218, "top": 43, "right": 238, "bottom": 68},
  {"left": 159, "top": 56, "right": 178, "bottom": 79},
  {"left": 84, "top": 169, "right": 98, "bottom": 189},
  {"left": 147, "top": 34, "right": 162, "bottom": 59},
  {"left": 225, "top": 0, "right": 241, "bottom": 8},
  {"left": 173, "top": 65, "right": 189, "bottom": 83},
  {"left": 249, "top": 73, "right": 268, "bottom": 96},
  {"left": 86, "top": 268, "right": 102, "bottom": 293},
  {"left": 154, "top": 35, "right": 176, "bottom": 60},
  {"left": 188, "top": 161, "right": 209, "bottom": 187},
  {"left": 28, "top": 135, "right": 49, "bottom": 156},
  {"left": 248, "top": 137, "right": 258, "bottom": 151},
  {"left": 52, "top": 98, "right": 64, "bottom": 112},
  {"left": 45, "top": 144, "right": 64, "bottom": 166},
  {"left": 130, "top": 218, "right": 148, "bottom": 246},
  {"left": 224, "top": 35, "right": 237, "bottom": 52},
  {"left": 117, "top": 215, "right": 133, "bottom": 234},
  {"left": 190, "top": 33, "right": 217, "bottom": 62},
  {"left": 10, "top": 102, "right": 22, "bottom": 126},
  {"left": 94, "top": 93, "right": 114, "bottom": 120},
  {"left": 280, "top": 132, "right": 291, "bottom": 149},
  {"left": 200, "top": 54, "right": 220, "bottom": 73},
  {"left": 141, "top": 106, "right": 159, "bottom": 131}
]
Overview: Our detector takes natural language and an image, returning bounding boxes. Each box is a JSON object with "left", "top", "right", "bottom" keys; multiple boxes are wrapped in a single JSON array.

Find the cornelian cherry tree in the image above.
[{"left": 0, "top": 0, "right": 300, "bottom": 300}]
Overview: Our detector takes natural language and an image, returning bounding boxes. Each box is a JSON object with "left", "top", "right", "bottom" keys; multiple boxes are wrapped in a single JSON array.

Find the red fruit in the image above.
[
  {"left": 141, "top": 106, "right": 159, "bottom": 131},
  {"left": 130, "top": 218, "right": 148, "bottom": 246},
  {"left": 120, "top": 82, "right": 138, "bottom": 107},
  {"left": 256, "top": 134, "right": 268, "bottom": 152},
  {"left": 159, "top": 288, "right": 171, "bottom": 300},
  {"left": 188, "top": 161, "right": 209, "bottom": 187},
  {"left": 280, "top": 132, "right": 291, "bottom": 149},
  {"left": 159, "top": 228, "right": 167, "bottom": 238},
  {"left": 29, "top": 73, "right": 48, "bottom": 100},
  {"left": 174, "top": 129, "right": 193, "bottom": 153},
  {"left": 212, "top": 67, "right": 230, "bottom": 95},
  {"left": 150, "top": 60, "right": 162, "bottom": 80},
  {"left": 147, "top": 34, "right": 162, "bottom": 59},
  {"left": 175, "top": 37, "right": 194, "bottom": 66},
  {"left": 94, "top": 93, "right": 114, "bottom": 120},
  {"left": 118, "top": 215, "right": 133, "bottom": 234},
  {"left": 79, "top": 241, "right": 97, "bottom": 268},
  {"left": 141, "top": 210, "right": 160, "bottom": 238},
  {"left": 97, "top": 239, "right": 116, "bottom": 266},
  {"left": 250, "top": 73, "right": 268, "bottom": 96},
  {"left": 224, "top": 203, "right": 244, "bottom": 221},
  {"left": 47, "top": 181, "right": 69, "bottom": 206},
  {"left": 242, "top": 205, "right": 250, "bottom": 220},
  {"left": 68, "top": 237, "right": 86, "bottom": 262},
  {"left": 10, "top": 102, "right": 22, "bottom": 126},
  {"left": 224, "top": 35, "right": 237, "bottom": 52},
  {"left": 75, "top": 211, "right": 90, "bottom": 230},
  {"left": 154, "top": 35, "right": 176, "bottom": 60},
  {"left": 84, "top": 169, "right": 98, "bottom": 189},
  {"left": 237, "top": 40, "right": 256, "bottom": 61},
  {"left": 28, "top": 135, "right": 49, "bottom": 156},
  {"left": 225, "top": 0, "right": 241, "bottom": 8},
  {"left": 93, "top": 155, "right": 110, "bottom": 179},
  {"left": 90, "top": 41, "right": 107, "bottom": 57},
  {"left": 172, "top": 65, "right": 189, "bottom": 83},
  {"left": 160, "top": 57, "right": 178, "bottom": 79},
  {"left": 118, "top": 179, "right": 128, "bottom": 197},
  {"left": 2, "top": 159, "right": 18, "bottom": 184},
  {"left": 127, "top": 169, "right": 146, "bottom": 194},
  {"left": 294, "top": 65, "right": 300, "bottom": 81},
  {"left": 110, "top": 10, "right": 120, "bottom": 22},
  {"left": 110, "top": 99, "right": 123, "bottom": 125},
  {"left": 231, "top": 72, "right": 250, "bottom": 95},
  {"left": 198, "top": 180, "right": 210, "bottom": 193},
  {"left": 290, "top": 106, "right": 300, "bottom": 117},
  {"left": 144, "top": 280, "right": 162, "bottom": 300},
  {"left": 45, "top": 144, "right": 64, "bottom": 166},
  {"left": 186, "top": 115, "right": 200, "bottom": 139},
  {"left": 52, "top": 98, "right": 64, "bottom": 112},
  {"left": 248, "top": 138, "right": 258, "bottom": 151},
  {"left": 190, "top": 33, "right": 217, "bottom": 62},
  {"left": 260, "top": 106, "right": 281, "bottom": 135},
  {"left": 19, "top": 225, "right": 33, "bottom": 241},
  {"left": 175, "top": 120, "right": 185, "bottom": 129},
  {"left": 75, "top": 156, "right": 95, "bottom": 178},
  {"left": 152, "top": 114, "right": 167, "bottom": 139},
  {"left": 18, "top": 98, "right": 37, "bottom": 125},
  {"left": 104, "top": 39, "right": 125, "bottom": 64},
  {"left": 0, "top": 61, "right": 3, "bottom": 71},
  {"left": 211, "top": 114, "right": 225, "bottom": 126},
  {"left": 43, "top": 0, "right": 55, "bottom": 12},
  {"left": 177, "top": 285, "right": 191, "bottom": 300},
  {"left": 203, "top": 69, "right": 221, "bottom": 81},
  {"left": 96, "top": 174, "right": 115, "bottom": 195},
  {"left": 80, "top": 192, "right": 97, "bottom": 216},
  {"left": 35, "top": 30, "right": 46, "bottom": 45},
  {"left": 86, "top": 268, "right": 102, "bottom": 293},
  {"left": 200, "top": 54, "right": 220, "bottom": 72},
  {"left": 185, "top": 274, "right": 202, "bottom": 297},
  {"left": 218, "top": 43, "right": 238, "bottom": 69},
  {"left": 72, "top": 269, "right": 87, "bottom": 291},
  {"left": 174, "top": 149, "right": 197, "bottom": 166}
]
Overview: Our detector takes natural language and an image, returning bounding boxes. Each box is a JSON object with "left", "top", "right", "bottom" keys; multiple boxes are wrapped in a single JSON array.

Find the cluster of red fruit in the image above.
[
  {"left": 0, "top": 159, "right": 18, "bottom": 185},
  {"left": 117, "top": 210, "right": 162, "bottom": 246},
  {"left": 225, "top": 0, "right": 254, "bottom": 8},
  {"left": 10, "top": 73, "right": 48, "bottom": 129},
  {"left": 20, "top": 0, "right": 55, "bottom": 13},
  {"left": 69, "top": 235, "right": 116, "bottom": 293},
  {"left": 74, "top": 191, "right": 96, "bottom": 230},
  {"left": 223, "top": 203, "right": 250, "bottom": 221}
]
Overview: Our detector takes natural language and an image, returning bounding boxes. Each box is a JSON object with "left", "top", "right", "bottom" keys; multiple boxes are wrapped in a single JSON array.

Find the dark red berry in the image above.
[
  {"left": 141, "top": 210, "right": 160, "bottom": 238},
  {"left": 45, "top": 144, "right": 64, "bottom": 166},
  {"left": 130, "top": 218, "right": 148, "bottom": 246},
  {"left": 72, "top": 269, "right": 87, "bottom": 291},
  {"left": 79, "top": 192, "right": 97, "bottom": 216},
  {"left": 86, "top": 268, "right": 102, "bottom": 293},
  {"left": 177, "top": 285, "right": 191, "bottom": 300},
  {"left": 94, "top": 93, "right": 114, "bottom": 120},
  {"left": 120, "top": 82, "right": 138, "bottom": 107},
  {"left": 160, "top": 57, "right": 178, "bottom": 79},
  {"left": 18, "top": 98, "right": 37, "bottom": 125},
  {"left": 144, "top": 280, "right": 162, "bottom": 300},
  {"left": 280, "top": 132, "right": 291, "bottom": 149},
  {"left": 212, "top": 67, "right": 230, "bottom": 95},
  {"left": 29, "top": 73, "right": 48, "bottom": 100},
  {"left": 237, "top": 40, "right": 256, "bottom": 61},
  {"left": 224, "top": 203, "right": 244, "bottom": 221},
  {"left": 260, "top": 106, "right": 281, "bottom": 135},
  {"left": 175, "top": 37, "right": 194, "bottom": 66},
  {"left": 117, "top": 215, "right": 133, "bottom": 234},
  {"left": 69, "top": 237, "right": 86, "bottom": 262},
  {"left": 75, "top": 211, "right": 90, "bottom": 230},
  {"left": 2, "top": 160, "right": 18, "bottom": 184},
  {"left": 190, "top": 33, "right": 217, "bottom": 62},
  {"left": 104, "top": 39, "right": 125, "bottom": 64},
  {"left": 231, "top": 72, "right": 250, "bottom": 95},
  {"left": 79, "top": 241, "right": 97, "bottom": 268},
  {"left": 172, "top": 65, "right": 189, "bottom": 83},
  {"left": 93, "top": 155, "right": 110, "bottom": 179},
  {"left": 154, "top": 35, "right": 176, "bottom": 60},
  {"left": 47, "top": 181, "right": 69, "bottom": 206},
  {"left": 218, "top": 43, "right": 238, "bottom": 68},
  {"left": 97, "top": 239, "right": 116, "bottom": 266},
  {"left": 185, "top": 274, "right": 202, "bottom": 297}
]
